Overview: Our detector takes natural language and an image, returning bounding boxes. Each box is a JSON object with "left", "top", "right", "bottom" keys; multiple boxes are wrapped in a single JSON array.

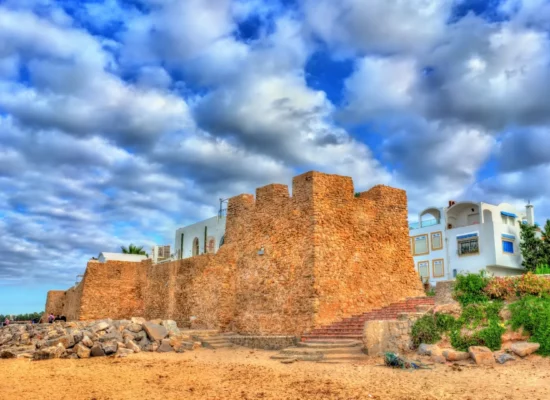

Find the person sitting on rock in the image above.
[{"left": 48, "top": 314, "right": 55, "bottom": 323}]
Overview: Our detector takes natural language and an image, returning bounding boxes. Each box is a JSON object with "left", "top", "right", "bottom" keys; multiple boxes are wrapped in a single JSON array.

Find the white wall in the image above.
[{"left": 174, "top": 216, "right": 226, "bottom": 259}]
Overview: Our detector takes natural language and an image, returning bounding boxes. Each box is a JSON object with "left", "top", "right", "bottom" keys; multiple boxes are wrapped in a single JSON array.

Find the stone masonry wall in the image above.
[
  {"left": 312, "top": 176, "right": 424, "bottom": 326},
  {"left": 43, "top": 291, "right": 65, "bottom": 321},
  {"left": 44, "top": 171, "right": 424, "bottom": 335}
]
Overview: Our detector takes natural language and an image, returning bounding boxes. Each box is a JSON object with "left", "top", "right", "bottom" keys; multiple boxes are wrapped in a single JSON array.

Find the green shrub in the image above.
[
  {"left": 411, "top": 314, "right": 441, "bottom": 348},
  {"left": 509, "top": 296, "right": 550, "bottom": 356},
  {"left": 477, "top": 321, "right": 506, "bottom": 351},
  {"left": 535, "top": 264, "right": 550, "bottom": 275},
  {"left": 426, "top": 287, "right": 436, "bottom": 297},
  {"left": 454, "top": 271, "right": 490, "bottom": 306},
  {"left": 449, "top": 328, "right": 483, "bottom": 351},
  {"left": 435, "top": 313, "right": 456, "bottom": 332}
]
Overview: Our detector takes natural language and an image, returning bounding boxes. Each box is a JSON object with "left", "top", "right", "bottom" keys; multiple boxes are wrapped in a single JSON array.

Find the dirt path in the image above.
[{"left": 1, "top": 348, "right": 549, "bottom": 400}]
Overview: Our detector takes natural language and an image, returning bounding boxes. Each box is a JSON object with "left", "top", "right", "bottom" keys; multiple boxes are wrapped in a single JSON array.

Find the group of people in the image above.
[
  {"left": 46, "top": 314, "right": 67, "bottom": 323},
  {"left": 0, "top": 315, "right": 67, "bottom": 326}
]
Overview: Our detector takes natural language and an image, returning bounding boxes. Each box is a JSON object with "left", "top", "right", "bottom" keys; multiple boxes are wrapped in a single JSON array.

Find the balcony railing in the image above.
[{"left": 409, "top": 218, "right": 440, "bottom": 230}]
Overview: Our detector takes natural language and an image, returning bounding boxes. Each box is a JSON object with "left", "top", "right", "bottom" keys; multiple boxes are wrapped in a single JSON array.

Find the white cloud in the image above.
[{"left": 301, "top": 0, "right": 453, "bottom": 56}]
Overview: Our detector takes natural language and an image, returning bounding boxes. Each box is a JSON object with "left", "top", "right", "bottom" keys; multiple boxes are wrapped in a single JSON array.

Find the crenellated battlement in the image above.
[{"left": 44, "top": 170, "right": 423, "bottom": 335}]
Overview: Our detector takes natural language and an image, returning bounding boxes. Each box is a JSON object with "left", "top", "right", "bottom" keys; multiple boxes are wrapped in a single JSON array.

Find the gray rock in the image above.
[
  {"left": 81, "top": 335, "right": 93, "bottom": 348},
  {"left": 127, "top": 323, "right": 143, "bottom": 333},
  {"left": 161, "top": 320, "right": 179, "bottom": 334},
  {"left": 125, "top": 340, "right": 141, "bottom": 353},
  {"left": 143, "top": 322, "right": 167, "bottom": 341},
  {"left": 101, "top": 340, "right": 118, "bottom": 355},
  {"left": 134, "top": 331, "right": 147, "bottom": 342},
  {"left": 90, "top": 343, "right": 105, "bottom": 357},
  {"left": 46, "top": 335, "right": 75, "bottom": 349},
  {"left": 157, "top": 339, "right": 174, "bottom": 353},
  {"left": 0, "top": 350, "right": 16, "bottom": 359},
  {"left": 496, "top": 353, "right": 516, "bottom": 364},
  {"left": 99, "top": 332, "right": 123, "bottom": 343},
  {"left": 33, "top": 344, "right": 65, "bottom": 360},
  {"left": 91, "top": 321, "right": 110, "bottom": 333},
  {"left": 418, "top": 344, "right": 442, "bottom": 356},
  {"left": 72, "top": 330, "right": 83, "bottom": 344},
  {"left": 75, "top": 343, "right": 91, "bottom": 359}
]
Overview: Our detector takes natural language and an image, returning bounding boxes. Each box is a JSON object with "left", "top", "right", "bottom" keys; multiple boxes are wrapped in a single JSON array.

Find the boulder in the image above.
[
  {"left": 81, "top": 335, "right": 94, "bottom": 348},
  {"left": 101, "top": 340, "right": 118, "bottom": 356},
  {"left": 74, "top": 343, "right": 91, "bottom": 359},
  {"left": 46, "top": 335, "right": 74, "bottom": 349},
  {"left": 0, "top": 350, "right": 17, "bottom": 359},
  {"left": 161, "top": 320, "right": 180, "bottom": 334},
  {"left": 510, "top": 342, "right": 540, "bottom": 357},
  {"left": 496, "top": 353, "right": 515, "bottom": 364},
  {"left": 131, "top": 317, "right": 146, "bottom": 325},
  {"left": 418, "top": 344, "right": 442, "bottom": 356},
  {"left": 125, "top": 340, "right": 140, "bottom": 353},
  {"left": 90, "top": 343, "right": 105, "bottom": 357},
  {"left": 91, "top": 321, "right": 110, "bottom": 333},
  {"left": 157, "top": 339, "right": 174, "bottom": 353},
  {"left": 134, "top": 331, "right": 147, "bottom": 342},
  {"left": 98, "top": 332, "right": 123, "bottom": 343},
  {"left": 127, "top": 323, "right": 143, "bottom": 333},
  {"left": 442, "top": 349, "right": 470, "bottom": 361},
  {"left": 469, "top": 346, "right": 495, "bottom": 366},
  {"left": 33, "top": 344, "right": 65, "bottom": 360},
  {"left": 72, "top": 330, "right": 84, "bottom": 344},
  {"left": 143, "top": 322, "right": 168, "bottom": 341}
]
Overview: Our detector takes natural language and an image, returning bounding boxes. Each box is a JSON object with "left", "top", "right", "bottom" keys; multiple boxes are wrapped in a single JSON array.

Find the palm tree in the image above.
[{"left": 121, "top": 243, "right": 147, "bottom": 256}]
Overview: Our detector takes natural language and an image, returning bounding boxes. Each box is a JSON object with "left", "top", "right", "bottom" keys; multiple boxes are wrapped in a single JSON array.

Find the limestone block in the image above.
[
  {"left": 125, "top": 340, "right": 140, "bottom": 353},
  {"left": 143, "top": 322, "right": 167, "bottom": 341},
  {"left": 74, "top": 343, "right": 91, "bottom": 359},
  {"left": 127, "top": 323, "right": 143, "bottom": 333},
  {"left": 131, "top": 317, "right": 146, "bottom": 325},
  {"left": 90, "top": 343, "right": 105, "bottom": 357},
  {"left": 468, "top": 346, "right": 495, "bottom": 365},
  {"left": 510, "top": 342, "right": 540, "bottom": 357},
  {"left": 81, "top": 335, "right": 93, "bottom": 348},
  {"left": 157, "top": 339, "right": 173, "bottom": 353},
  {"left": 442, "top": 349, "right": 470, "bottom": 361}
]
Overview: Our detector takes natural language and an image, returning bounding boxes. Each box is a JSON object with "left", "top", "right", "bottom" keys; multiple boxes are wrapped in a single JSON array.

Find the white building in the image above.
[
  {"left": 174, "top": 215, "right": 226, "bottom": 259},
  {"left": 97, "top": 252, "right": 148, "bottom": 263},
  {"left": 151, "top": 245, "right": 171, "bottom": 264},
  {"left": 409, "top": 201, "right": 535, "bottom": 285}
]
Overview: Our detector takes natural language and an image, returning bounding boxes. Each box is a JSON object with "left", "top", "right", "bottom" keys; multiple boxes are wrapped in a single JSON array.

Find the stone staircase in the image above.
[
  {"left": 191, "top": 331, "right": 236, "bottom": 349},
  {"left": 271, "top": 340, "right": 365, "bottom": 364},
  {"left": 301, "top": 297, "right": 435, "bottom": 341}
]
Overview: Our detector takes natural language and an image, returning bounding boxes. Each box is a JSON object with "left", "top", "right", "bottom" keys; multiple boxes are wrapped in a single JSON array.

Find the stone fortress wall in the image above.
[{"left": 44, "top": 171, "right": 424, "bottom": 335}]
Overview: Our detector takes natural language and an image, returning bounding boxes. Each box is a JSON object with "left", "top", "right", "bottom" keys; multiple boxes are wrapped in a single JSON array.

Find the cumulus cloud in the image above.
[
  {"left": 2, "top": 0, "right": 550, "bottom": 304},
  {"left": 301, "top": 0, "right": 453, "bottom": 56}
]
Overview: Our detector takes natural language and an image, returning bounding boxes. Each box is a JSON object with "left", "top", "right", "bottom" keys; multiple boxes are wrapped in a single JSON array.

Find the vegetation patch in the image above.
[
  {"left": 510, "top": 296, "right": 550, "bottom": 356},
  {"left": 453, "top": 272, "right": 490, "bottom": 306}
]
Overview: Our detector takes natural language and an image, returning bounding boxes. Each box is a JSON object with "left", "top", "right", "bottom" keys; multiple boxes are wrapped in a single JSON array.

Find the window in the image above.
[
  {"left": 413, "top": 235, "right": 429, "bottom": 255},
  {"left": 458, "top": 237, "right": 479, "bottom": 256},
  {"left": 418, "top": 261, "right": 429, "bottom": 281},
  {"left": 192, "top": 237, "right": 200, "bottom": 256},
  {"left": 431, "top": 232, "right": 443, "bottom": 250},
  {"left": 502, "top": 240, "right": 514, "bottom": 254},
  {"left": 501, "top": 212, "right": 516, "bottom": 226},
  {"left": 180, "top": 233, "right": 184, "bottom": 259},
  {"left": 433, "top": 259, "right": 444, "bottom": 278}
]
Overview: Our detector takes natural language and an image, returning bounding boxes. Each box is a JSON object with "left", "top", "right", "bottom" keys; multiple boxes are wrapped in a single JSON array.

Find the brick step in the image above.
[{"left": 302, "top": 297, "right": 434, "bottom": 341}]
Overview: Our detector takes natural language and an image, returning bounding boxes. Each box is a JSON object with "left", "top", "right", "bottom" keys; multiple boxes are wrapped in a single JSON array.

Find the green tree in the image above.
[
  {"left": 540, "top": 220, "right": 550, "bottom": 266},
  {"left": 520, "top": 223, "right": 543, "bottom": 272},
  {"left": 121, "top": 244, "right": 147, "bottom": 256}
]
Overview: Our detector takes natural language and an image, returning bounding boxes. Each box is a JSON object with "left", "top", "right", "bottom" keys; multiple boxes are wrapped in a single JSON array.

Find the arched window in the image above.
[
  {"left": 192, "top": 237, "right": 200, "bottom": 256},
  {"left": 207, "top": 237, "right": 216, "bottom": 254}
]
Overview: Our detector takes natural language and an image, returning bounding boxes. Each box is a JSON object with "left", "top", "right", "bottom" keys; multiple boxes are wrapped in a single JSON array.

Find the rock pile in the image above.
[
  {"left": 416, "top": 341, "right": 540, "bottom": 365},
  {"left": 0, "top": 318, "right": 201, "bottom": 361}
]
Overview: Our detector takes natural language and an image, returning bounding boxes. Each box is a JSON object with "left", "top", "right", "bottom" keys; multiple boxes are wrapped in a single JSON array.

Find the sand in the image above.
[{"left": 1, "top": 348, "right": 549, "bottom": 400}]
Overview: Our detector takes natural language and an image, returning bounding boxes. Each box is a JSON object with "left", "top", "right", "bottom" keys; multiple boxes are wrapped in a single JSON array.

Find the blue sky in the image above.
[{"left": 2, "top": 0, "right": 550, "bottom": 314}]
